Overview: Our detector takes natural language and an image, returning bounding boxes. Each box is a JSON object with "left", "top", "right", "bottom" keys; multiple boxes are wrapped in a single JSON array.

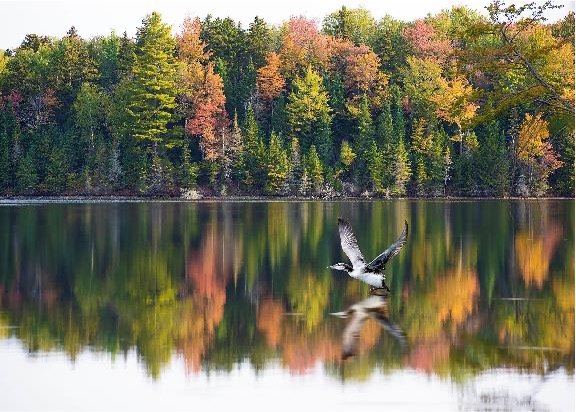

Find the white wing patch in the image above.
[{"left": 338, "top": 218, "right": 365, "bottom": 269}]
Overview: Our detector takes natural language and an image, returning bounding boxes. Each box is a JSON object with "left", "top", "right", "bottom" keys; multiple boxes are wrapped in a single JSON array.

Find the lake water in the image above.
[{"left": 0, "top": 200, "right": 573, "bottom": 411}]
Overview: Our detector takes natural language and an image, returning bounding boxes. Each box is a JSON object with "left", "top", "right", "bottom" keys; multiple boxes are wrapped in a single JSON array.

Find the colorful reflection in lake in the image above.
[{"left": 0, "top": 200, "right": 573, "bottom": 410}]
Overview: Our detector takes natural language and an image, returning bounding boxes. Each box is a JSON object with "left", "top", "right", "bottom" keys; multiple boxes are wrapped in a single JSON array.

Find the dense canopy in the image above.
[{"left": 0, "top": 3, "right": 573, "bottom": 197}]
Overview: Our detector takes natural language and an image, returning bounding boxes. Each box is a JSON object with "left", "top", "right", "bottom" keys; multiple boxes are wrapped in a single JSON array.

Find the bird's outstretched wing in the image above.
[
  {"left": 365, "top": 220, "right": 408, "bottom": 272},
  {"left": 341, "top": 310, "right": 369, "bottom": 360},
  {"left": 372, "top": 313, "right": 407, "bottom": 349},
  {"left": 338, "top": 218, "right": 365, "bottom": 269}
]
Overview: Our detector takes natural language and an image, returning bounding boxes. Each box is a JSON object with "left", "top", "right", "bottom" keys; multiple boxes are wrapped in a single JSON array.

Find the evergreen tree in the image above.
[
  {"left": 305, "top": 145, "right": 324, "bottom": 195},
  {"left": 354, "top": 95, "right": 375, "bottom": 190},
  {"left": 375, "top": 100, "right": 395, "bottom": 188},
  {"left": 16, "top": 152, "right": 38, "bottom": 194},
  {"left": 286, "top": 66, "right": 333, "bottom": 163},
  {"left": 392, "top": 138, "right": 411, "bottom": 196},
  {"left": 287, "top": 137, "right": 302, "bottom": 194},
  {"left": 375, "top": 101, "right": 394, "bottom": 147},
  {"left": 552, "top": 130, "right": 575, "bottom": 196},
  {"left": 392, "top": 85, "right": 406, "bottom": 142},
  {"left": 454, "top": 131, "right": 480, "bottom": 196},
  {"left": 270, "top": 95, "right": 289, "bottom": 141},
  {"left": 478, "top": 121, "right": 509, "bottom": 196},
  {"left": 178, "top": 145, "right": 197, "bottom": 188},
  {"left": 265, "top": 131, "right": 290, "bottom": 195},
  {"left": 117, "top": 31, "right": 136, "bottom": 78},
  {"left": 126, "top": 13, "right": 177, "bottom": 150},
  {"left": 0, "top": 129, "right": 12, "bottom": 192},
  {"left": 44, "top": 147, "right": 67, "bottom": 193},
  {"left": 0, "top": 103, "right": 19, "bottom": 192},
  {"left": 366, "top": 140, "right": 386, "bottom": 193},
  {"left": 224, "top": 111, "right": 244, "bottom": 187},
  {"left": 243, "top": 106, "right": 266, "bottom": 191},
  {"left": 410, "top": 118, "right": 430, "bottom": 196}
]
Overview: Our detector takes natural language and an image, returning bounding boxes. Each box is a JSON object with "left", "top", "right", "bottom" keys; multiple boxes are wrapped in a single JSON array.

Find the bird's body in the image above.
[
  {"left": 352, "top": 270, "right": 387, "bottom": 288},
  {"left": 329, "top": 218, "right": 408, "bottom": 292}
]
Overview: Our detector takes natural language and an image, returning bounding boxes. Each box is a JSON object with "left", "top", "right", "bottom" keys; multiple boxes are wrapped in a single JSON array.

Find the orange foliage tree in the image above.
[{"left": 176, "top": 17, "right": 227, "bottom": 159}]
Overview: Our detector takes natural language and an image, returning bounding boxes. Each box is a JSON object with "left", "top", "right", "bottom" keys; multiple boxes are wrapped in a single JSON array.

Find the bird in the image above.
[
  {"left": 331, "top": 294, "right": 406, "bottom": 360},
  {"left": 329, "top": 217, "right": 408, "bottom": 293}
]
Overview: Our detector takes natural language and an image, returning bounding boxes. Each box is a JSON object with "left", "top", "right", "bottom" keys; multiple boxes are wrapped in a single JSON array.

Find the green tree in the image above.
[
  {"left": 286, "top": 66, "right": 333, "bottom": 163},
  {"left": 243, "top": 106, "right": 266, "bottom": 191},
  {"left": 478, "top": 121, "right": 509, "bottom": 196},
  {"left": 265, "top": 131, "right": 290, "bottom": 195},
  {"left": 322, "top": 6, "right": 376, "bottom": 45},
  {"left": 392, "top": 138, "right": 411, "bottom": 196},
  {"left": 287, "top": 137, "right": 302, "bottom": 194},
  {"left": 304, "top": 145, "right": 324, "bottom": 195},
  {"left": 16, "top": 152, "right": 38, "bottom": 194},
  {"left": 73, "top": 82, "right": 111, "bottom": 178},
  {"left": 353, "top": 95, "right": 375, "bottom": 190},
  {"left": 126, "top": 13, "right": 177, "bottom": 149},
  {"left": 44, "top": 147, "right": 67, "bottom": 193},
  {"left": 366, "top": 140, "right": 386, "bottom": 193}
]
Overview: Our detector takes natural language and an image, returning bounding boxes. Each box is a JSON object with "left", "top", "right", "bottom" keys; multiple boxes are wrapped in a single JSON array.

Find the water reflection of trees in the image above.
[{"left": 0, "top": 200, "right": 573, "bottom": 379}]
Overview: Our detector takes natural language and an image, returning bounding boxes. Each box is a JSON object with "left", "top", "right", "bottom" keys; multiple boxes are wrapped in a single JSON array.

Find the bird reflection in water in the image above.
[{"left": 331, "top": 294, "right": 407, "bottom": 360}]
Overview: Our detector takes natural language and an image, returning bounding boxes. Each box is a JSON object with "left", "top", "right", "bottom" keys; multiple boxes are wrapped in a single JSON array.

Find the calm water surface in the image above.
[{"left": 0, "top": 200, "right": 573, "bottom": 411}]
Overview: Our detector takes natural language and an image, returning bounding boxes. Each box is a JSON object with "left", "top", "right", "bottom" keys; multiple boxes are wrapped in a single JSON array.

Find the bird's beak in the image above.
[{"left": 330, "top": 311, "right": 348, "bottom": 318}]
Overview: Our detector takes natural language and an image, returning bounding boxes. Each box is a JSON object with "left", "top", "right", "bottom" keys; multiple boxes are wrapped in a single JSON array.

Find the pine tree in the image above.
[
  {"left": 225, "top": 111, "right": 244, "bottom": 186},
  {"left": 117, "top": 31, "right": 136, "bottom": 79},
  {"left": 375, "top": 101, "right": 394, "bottom": 147},
  {"left": 270, "top": 95, "right": 289, "bottom": 141},
  {"left": 442, "top": 147, "right": 452, "bottom": 196},
  {"left": 16, "top": 152, "right": 38, "bottom": 195},
  {"left": 354, "top": 95, "right": 375, "bottom": 189},
  {"left": 178, "top": 145, "right": 195, "bottom": 188},
  {"left": 305, "top": 145, "right": 324, "bottom": 195},
  {"left": 109, "top": 139, "right": 122, "bottom": 189},
  {"left": 286, "top": 65, "right": 333, "bottom": 162},
  {"left": 367, "top": 140, "right": 385, "bottom": 193},
  {"left": 478, "top": 121, "right": 509, "bottom": 196},
  {"left": 392, "top": 86, "right": 406, "bottom": 143},
  {"left": 429, "top": 130, "right": 447, "bottom": 196},
  {"left": 265, "top": 131, "right": 290, "bottom": 195},
  {"left": 44, "top": 147, "right": 67, "bottom": 193},
  {"left": 375, "top": 101, "right": 395, "bottom": 188},
  {"left": 392, "top": 138, "right": 411, "bottom": 196},
  {"left": 0, "top": 129, "right": 12, "bottom": 192},
  {"left": 454, "top": 131, "right": 480, "bottom": 196},
  {"left": 288, "top": 137, "right": 302, "bottom": 194},
  {"left": 243, "top": 106, "right": 266, "bottom": 191},
  {"left": 126, "top": 13, "right": 177, "bottom": 149},
  {"left": 410, "top": 118, "right": 430, "bottom": 196}
]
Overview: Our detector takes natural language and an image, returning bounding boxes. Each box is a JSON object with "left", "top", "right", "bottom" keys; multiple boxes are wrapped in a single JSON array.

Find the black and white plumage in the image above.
[
  {"left": 331, "top": 295, "right": 406, "bottom": 359},
  {"left": 329, "top": 217, "right": 408, "bottom": 291}
]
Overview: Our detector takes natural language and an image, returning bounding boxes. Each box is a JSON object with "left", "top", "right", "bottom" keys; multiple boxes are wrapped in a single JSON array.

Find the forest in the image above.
[{"left": 0, "top": 1, "right": 574, "bottom": 197}]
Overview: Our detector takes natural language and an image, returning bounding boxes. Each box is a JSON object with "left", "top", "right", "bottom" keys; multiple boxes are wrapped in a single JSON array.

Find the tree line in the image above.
[{"left": 0, "top": 2, "right": 574, "bottom": 197}]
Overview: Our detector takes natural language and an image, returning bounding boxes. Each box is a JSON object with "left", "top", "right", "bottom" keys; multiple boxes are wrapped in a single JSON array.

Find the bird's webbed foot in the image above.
[{"left": 369, "top": 283, "right": 391, "bottom": 295}]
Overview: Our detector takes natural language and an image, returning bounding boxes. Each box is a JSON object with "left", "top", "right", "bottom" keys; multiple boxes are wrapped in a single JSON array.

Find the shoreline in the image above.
[{"left": 0, "top": 195, "right": 573, "bottom": 204}]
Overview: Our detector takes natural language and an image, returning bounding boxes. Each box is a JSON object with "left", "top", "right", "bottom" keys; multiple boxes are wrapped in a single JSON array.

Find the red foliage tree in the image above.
[{"left": 403, "top": 19, "right": 453, "bottom": 63}]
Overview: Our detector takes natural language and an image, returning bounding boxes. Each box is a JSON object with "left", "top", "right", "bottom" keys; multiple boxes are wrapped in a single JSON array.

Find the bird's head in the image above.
[{"left": 329, "top": 263, "right": 349, "bottom": 272}]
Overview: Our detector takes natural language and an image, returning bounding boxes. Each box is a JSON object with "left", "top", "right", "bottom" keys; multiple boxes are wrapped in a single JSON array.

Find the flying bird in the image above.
[
  {"left": 331, "top": 295, "right": 406, "bottom": 360},
  {"left": 329, "top": 217, "right": 408, "bottom": 293}
]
